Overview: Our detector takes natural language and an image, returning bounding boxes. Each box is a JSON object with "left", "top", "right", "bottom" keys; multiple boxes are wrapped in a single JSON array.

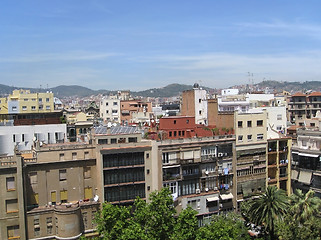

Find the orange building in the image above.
[{"left": 120, "top": 100, "right": 152, "bottom": 125}]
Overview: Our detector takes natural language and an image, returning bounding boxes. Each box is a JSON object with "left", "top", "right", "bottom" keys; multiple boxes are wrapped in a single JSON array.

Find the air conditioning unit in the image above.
[
  {"left": 205, "top": 170, "right": 209, "bottom": 175},
  {"left": 205, "top": 188, "right": 209, "bottom": 192},
  {"left": 196, "top": 189, "right": 201, "bottom": 194}
]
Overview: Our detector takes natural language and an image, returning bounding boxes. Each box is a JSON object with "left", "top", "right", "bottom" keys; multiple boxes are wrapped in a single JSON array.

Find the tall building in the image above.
[
  {"left": 292, "top": 128, "right": 321, "bottom": 198},
  {"left": 156, "top": 135, "right": 236, "bottom": 224},
  {"left": 181, "top": 83, "right": 208, "bottom": 125},
  {"left": 94, "top": 126, "right": 154, "bottom": 205},
  {"left": 234, "top": 110, "right": 268, "bottom": 209}
]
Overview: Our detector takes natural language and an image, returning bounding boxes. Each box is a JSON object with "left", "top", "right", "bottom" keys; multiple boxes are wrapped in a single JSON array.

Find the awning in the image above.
[
  {"left": 162, "top": 164, "right": 180, "bottom": 169},
  {"left": 291, "top": 169, "right": 299, "bottom": 180},
  {"left": 220, "top": 193, "right": 234, "bottom": 200},
  {"left": 298, "top": 171, "right": 312, "bottom": 185},
  {"left": 207, "top": 196, "right": 219, "bottom": 202},
  {"left": 313, "top": 172, "right": 321, "bottom": 177},
  {"left": 292, "top": 151, "right": 299, "bottom": 154},
  {"left": 298, "top": 153, "right": 319, "bottom": 158}
]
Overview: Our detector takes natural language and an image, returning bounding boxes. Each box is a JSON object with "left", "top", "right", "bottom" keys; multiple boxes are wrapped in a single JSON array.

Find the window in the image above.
[
  {"left": 105, "top": 102, "right": 109, "bottom": 106},
  {"left": 32, "top": 98, "right": 36, "bottom": 101},
  {"left": 199, "top": 99, "right": 201, "bottom": 103},
  {"left": 84, "top": 187, "right": 92, "bottom": 199},
  {"left": 199, "top": 110, "right": 202, "bottom": 115},
  {"left": 174, "top": 120, "right": 176, "bottom": 124},
  {"left": 128, "top": 137, "right": 137, "bottom": 143},
  {"left": 257, "top": 134, "right": 264, "bottom": 140},
  {"left": 83, "top": 212, "right": 88, "bottom": 229},
  {"left": 51, "top": 191, "right": 57, "bottom": 205},
  {"left": 257, "top": 120, "right": 263, "bottom": 126},
  {"left": 22, "top": 134, "right": 25, "bottom": 142},
  {"left": 84, "top": 167, "right": 91, "bottom": 179},
  {"left": 7, "top": 225, "right": 19, "bottom": 239},
  {"left": 46, "top": 106, "right": 50, "bottom": 110},
  {"left": 29, "top": 172, "right": 37, "bottom": 184},
  {"left": 59, "top": 169, "right": 67, "bottom": 181},
  {"left": 174, "top": 131, "right": 177, "bottom": 137},
  {"left": 113, "top": 102, "right": 118, "bottom": 106},
  {"left": 238, "top": 135, "right": 243, "bottom": 142},
  {"left": 186, "top": 119, "right": 189, "bottom": 124},
  {"left": 311, "top": 123, "right": 316, "bottom": 127},
  {"left": 39, "top": 98, "right": 42, "bottom": 102},
  {"left": 6, "top": 177, "right": 15, "bottom": 191},
  {"left": 72, "top": 152, "right": 77, "bottom": 160},
  {"left": 277, "top": 114, "right": 282, "bottom": 120},
  {"left": 59, "top": 153, "right": 64, "bottom": 160},
  {"left": 106, "top": 110, "right": 109, "bottom": 114},
  {"left": 6, "top": 199, "right": 18, "bottom": 213},
  {"left": 47, "top": 217, "right": 53, "bottom": 234},
  {"left": 169, "top": 131, "right": 172, "bottom": 137},
  {"left": 46, "top": 98, "right": 50, "bottom": 102},
  {"left": 162, "top": 152, "right": 169, "bottom": 164},
  {"left": 111, "top": 138, "right": 117, "bottom": 144},
  {"left": 146, "top": 153, "right": 150, "bottom": 158},
  {"left": 34, "top": 217, "right": 40, "bottom": 236},
  {"left": 84, "top": 151, "right": 89, "bottom": 159},
  {"left": 238, "top": 121, "right": 243, "bottom": 128},
  {"left": 12, "top": 106, "right": 17, "bottom": 111},
  {"left": 112, "top": 110, "right": 118, "bottom": 113},
  {"left": 247, "top": 121, "right": 252, "bottom": 127},
  {"left": 22, "top": 106, "right": 27, "bottom": 111},
  {"left": 31, "top": 106, "right": 36, "bottom": 110},
  {"left": 247, "top": 135, "right": 252, "bottom": 141},
  {"left": 60, "top": 190, "right": 68, "bottom": 203},
  {"left": 13, "top": 134, "right": 16, "bottom": 142}
]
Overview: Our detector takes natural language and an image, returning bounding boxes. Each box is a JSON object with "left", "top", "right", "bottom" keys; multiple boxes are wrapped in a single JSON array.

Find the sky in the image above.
[{"left": 1, "top": 1, "right": 321, "bottom": 91}]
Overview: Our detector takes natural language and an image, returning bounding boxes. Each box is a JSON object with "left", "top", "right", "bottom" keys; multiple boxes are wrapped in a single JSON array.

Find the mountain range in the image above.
[{"left": 1, "top": 81, "right": 321, "bottom": 98}]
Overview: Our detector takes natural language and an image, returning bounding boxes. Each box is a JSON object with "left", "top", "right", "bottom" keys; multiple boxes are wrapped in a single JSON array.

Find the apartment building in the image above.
[
  {"left": 0, "top": 154, "right": 27, "bottom": 240},
  {"left": 120, "top": 100, "right": 152, "bottom": 125},
  {"left": 181, "top": 83, "right": 208, "bottom": 125},
  {"left": 0, "top": 141, "right": 99, "bottom": 239},
  {"left": 288, "top": 91, "right": 321, "bottom": 126},
  {"left": 100, "top": 96, "right": 121, "bottom": 124},
  {"left": 267, "top": 138, "right": 292, "bottom": 195},
  {"left": 6, "top": 89, "right": 54, "bottom": 114},
  {"left": 234, "top": 110, "right": 268, "bottom": 208},
  {"left": 156, "top": 135, "right": 236, "bottom": 223},
  {"left": 94, "top": 126, "right": 154, "bottom": 205},
  {"left": 292, "top": 128, "right": 321, "bottom": 198}
]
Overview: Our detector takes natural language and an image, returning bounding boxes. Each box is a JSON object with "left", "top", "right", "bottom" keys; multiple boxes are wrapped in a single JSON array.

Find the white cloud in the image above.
[{"left": 0, "top": 51, "right": 118, "bottom": 63}]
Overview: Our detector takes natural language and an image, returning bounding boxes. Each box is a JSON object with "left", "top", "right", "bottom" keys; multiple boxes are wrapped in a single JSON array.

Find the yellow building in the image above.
[
  {"left": 0, "top": 97, "right": 8, "bottom": 114},
  {"left": 7, "top": 89, "right": 54, "bottom": 114}
]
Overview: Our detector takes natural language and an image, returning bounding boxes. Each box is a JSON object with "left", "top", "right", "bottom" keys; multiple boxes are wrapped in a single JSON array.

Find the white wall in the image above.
[{"left": 0, "top": 124, "right": 67, "bottom": 156}]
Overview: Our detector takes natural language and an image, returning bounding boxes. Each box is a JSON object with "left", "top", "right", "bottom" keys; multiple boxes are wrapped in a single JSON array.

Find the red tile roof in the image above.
[
  {"left": 292, "top": 92, "right": 306, "bottom": 97},
  {"left": 308, "top": 92, "right": 321, "bottom": 97}
]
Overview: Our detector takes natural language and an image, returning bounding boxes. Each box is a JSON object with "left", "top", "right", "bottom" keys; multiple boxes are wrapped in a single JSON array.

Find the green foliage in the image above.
[
  {"left": 243, "top": 186, "right": 289, "bottom": 239},
  {"left": 171, "top": 207, "right": 198, "bottom": 240},
  {"left": 276, "top": 189, "right": 321, "bottom": 240},
  {"left": 196, "top": 213, "right": 251, "bottom": 240}
]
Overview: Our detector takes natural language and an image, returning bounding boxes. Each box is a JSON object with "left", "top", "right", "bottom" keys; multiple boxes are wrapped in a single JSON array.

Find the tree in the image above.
[
  {"left": 95, "top": 188, "right": 176, "bottom": 240},
  {"left": 289, "top": 189, "right": 321, "bottom": 224},
  {"left": 171, "top": 207, "right": 198, "bottom": 240},
  {"left": 277, "top": 189, "right": 321, "bottom": 240},
  {"left": 196, "top": 213, "right": 251, "bottom": 240},
  {"left": 244, "top": 186, "right": 289, "bottom": 240}
]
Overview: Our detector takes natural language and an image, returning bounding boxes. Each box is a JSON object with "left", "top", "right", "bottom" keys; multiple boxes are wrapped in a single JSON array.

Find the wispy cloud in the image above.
[
  {"left": 0, "top": 51, "right": 119, "bottom": 63},
  {"left": 236, "top": 20, "right": 321, "bottom": 39}
]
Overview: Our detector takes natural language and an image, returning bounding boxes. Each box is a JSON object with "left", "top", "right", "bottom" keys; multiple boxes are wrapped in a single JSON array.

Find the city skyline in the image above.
[{"left": 1, "top": 1, "right": 321, "bottom": 90}]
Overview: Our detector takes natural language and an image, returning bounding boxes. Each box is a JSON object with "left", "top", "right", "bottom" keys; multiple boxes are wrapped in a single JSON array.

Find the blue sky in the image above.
[{"left": 1, "top": 1, "right": 321, "bottom": 91}]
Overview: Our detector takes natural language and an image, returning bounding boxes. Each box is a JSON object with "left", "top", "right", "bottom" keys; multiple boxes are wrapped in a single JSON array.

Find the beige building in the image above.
[{"left": 234, "top": 110, "right": 268, "bottom": 209}]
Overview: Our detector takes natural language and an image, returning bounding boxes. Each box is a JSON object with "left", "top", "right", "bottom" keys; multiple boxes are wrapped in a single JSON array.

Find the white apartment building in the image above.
[
  {"left": 0, "top": 124, "right": 66, "bottom": 156},
  {"left": 100, "top": 96, "right": 121, "bottom": 124}
]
